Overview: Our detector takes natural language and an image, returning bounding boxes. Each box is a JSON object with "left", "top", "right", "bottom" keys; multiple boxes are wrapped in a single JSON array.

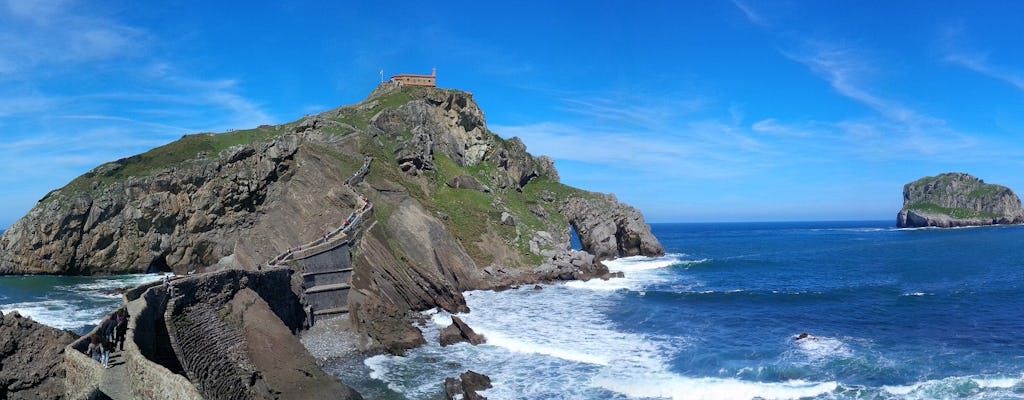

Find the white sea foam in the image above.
[
  {"left": 595, "top": 374, "right": 838, "bottom": 400},
  {"left": 793, "top": 335, "right": 854, "bottom": 361},
  {"left": 0, "top": 299, "right": 99, "bottom": 330},
  {"left": 564, "top": 254, "right": 707, "bottom": 292},
  {"left": 602, "top": 253, "right": 704, "bottom": 273},
  {"left": 362, "top": 273, "right": 847, "bottom": 400},
  {"left": 0, "top": 273, "right": 163, "bottom": 331},
  {"left": 882, "top": 374, "right": 1024, "bottom": 399}
]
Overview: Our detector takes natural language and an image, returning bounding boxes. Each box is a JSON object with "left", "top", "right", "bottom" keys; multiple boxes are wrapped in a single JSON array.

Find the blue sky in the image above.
[{"left": 3, "top": 0, "right": 1024, "bottom": 227}]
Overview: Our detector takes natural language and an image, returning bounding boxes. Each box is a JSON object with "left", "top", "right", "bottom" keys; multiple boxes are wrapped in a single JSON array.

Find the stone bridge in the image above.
[{"left": 64, "top": 158, "right": 374, "bottom": 399}]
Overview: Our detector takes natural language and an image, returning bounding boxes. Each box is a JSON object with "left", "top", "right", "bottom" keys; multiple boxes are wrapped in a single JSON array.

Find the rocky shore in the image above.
[
  {"left": 0, "top": 310, "right": 78, "bottom": 399},
  {"left": 0, "top": 82, "right": 664, "bottom": 399}
]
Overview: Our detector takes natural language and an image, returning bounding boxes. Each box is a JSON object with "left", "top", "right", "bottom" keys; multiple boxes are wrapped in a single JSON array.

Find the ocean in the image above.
[
  {"left": 0, "top": 272, "right": 164, "bottom": 335},
  {"left": 6, "top": 222, "right": 1024, "bottom": 399},
  {"left": 350, "top": 221, "right": 1024, "bottom": 399}
]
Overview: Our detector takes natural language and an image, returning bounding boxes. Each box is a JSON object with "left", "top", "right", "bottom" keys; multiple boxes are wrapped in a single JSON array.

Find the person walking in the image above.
[
  {"left": 99, "top": 315, "right": 116, "bottom": 344},
  {"left": 114, "top": 311, "right": 129, "bottom": 351}
]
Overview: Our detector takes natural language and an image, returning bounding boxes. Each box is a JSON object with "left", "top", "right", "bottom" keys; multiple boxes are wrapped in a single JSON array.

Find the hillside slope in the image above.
[
  {"left": 897, "top": 172, "right": 1024, "bottom": 228},
  {"left": 0, "top": 83, "right": 664, "bottom": 352}
]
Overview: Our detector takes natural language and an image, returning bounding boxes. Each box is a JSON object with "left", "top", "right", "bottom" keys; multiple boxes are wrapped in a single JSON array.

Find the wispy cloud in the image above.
[
  {"left": 945, "top": 52, "right": 1024, "bottom": 92},
  {"left": 784, "top": 43, "right": 938, "bottom": 127},
  {"left": 0, "top": 0, "right": 144, "bottom": 78},
  {"left": 0, "top": 0, "right": 276, "bottom": 225},
  {"left": 732, "top": 0, "right": 768, "bottom": 27}
]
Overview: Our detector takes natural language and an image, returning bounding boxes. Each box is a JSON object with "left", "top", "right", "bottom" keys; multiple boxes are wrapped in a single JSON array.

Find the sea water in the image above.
[
  {"left": 0, "top": 272, "right": 163, "bottom": 335},
  {"left": 356, "top": 221, "right": 1024, "bottom": 399},
  {"left": 6, "top": 223, "right": 1024, "bottom": 399}
]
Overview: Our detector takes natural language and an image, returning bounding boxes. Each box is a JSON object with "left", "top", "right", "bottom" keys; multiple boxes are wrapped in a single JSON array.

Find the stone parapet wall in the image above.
[
  {"left": 124, "top": 289, "right": 202, "bottom": 399},
  {"left": 64, "top": 340, "right": 103, "bottom": 400},
  {"left": 167, "top": 299, "right": 253, "bottom": 399}
]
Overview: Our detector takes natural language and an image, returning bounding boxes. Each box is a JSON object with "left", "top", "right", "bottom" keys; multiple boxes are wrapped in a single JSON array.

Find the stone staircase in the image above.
[{"left": 298, "top": 243, "right": 355, "bottom": 321}]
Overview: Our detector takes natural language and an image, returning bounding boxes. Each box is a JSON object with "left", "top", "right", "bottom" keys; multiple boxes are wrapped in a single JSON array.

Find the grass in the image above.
[
  {"left": 53, "top": 125, "right": 286, "bottom": 199},
  {"left": 906, "top": 202, "right": 1001, "bottom": 219},
  {"left": 968, "top": 186, "right": 1006, "bottom": 200}
]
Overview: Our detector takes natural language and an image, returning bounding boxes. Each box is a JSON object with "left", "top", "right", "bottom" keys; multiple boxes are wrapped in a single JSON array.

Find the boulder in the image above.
[
  {"left": 447, "top": 175, "right": 485, "bottom": 191},
  {"left": 444, "top": 370, "right": 492, "bottom": 400},
  {"left": 439, "top": 316, "right": 486, "bottom": 346},
  {"left": 0, "top": 310, "right": 79, "bottom": 399},
  {"left": 500, "top": 212, "right": 515, "bottom": 226}
]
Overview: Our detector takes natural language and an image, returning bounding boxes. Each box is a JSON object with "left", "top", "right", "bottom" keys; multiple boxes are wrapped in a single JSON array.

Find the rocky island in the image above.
[
  {"left": 0, "top": 82, "right": 664, "bottom": 399},
  {"left": 897, "top": 172, "right": 1024, "bottom": 228}
]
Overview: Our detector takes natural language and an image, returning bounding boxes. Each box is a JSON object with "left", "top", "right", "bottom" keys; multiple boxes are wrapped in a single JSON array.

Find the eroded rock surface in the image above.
[
  {"left": 563, "top": 194, "right": 665, "bottom": 260},
  {"left": 0, "top": 311, "right": 78, "bottom": 399},
  {"left": 897, "top": 172, "right": 1024, "bottom": 228}
]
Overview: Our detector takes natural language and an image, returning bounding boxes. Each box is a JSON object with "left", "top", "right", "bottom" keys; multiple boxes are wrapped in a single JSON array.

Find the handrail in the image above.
[{"left": 265, "top": 157, "right": 373, "bottom": 267}]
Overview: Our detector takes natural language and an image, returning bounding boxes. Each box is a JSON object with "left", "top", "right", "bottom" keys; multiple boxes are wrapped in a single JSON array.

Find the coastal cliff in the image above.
[
  {"left": 1, "top": 83, "right": 662, "bottom": 359},
  {"left": 897, "top": 172, "right": 1024, "bottom": 228},
  {"left": 0, "top": 83, "right": 661, "bottom": 276}
]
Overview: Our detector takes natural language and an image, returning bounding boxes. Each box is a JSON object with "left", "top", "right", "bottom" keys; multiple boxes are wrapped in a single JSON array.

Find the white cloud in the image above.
[
  {"left": 0, "top": 0, "right": 144, "bottom": 77},
  {"left": 945, "top": 52, "right": 1024, "bottom": 92},
  {"left": 732, "top": 0, "right": 768, "bottom": 27}
]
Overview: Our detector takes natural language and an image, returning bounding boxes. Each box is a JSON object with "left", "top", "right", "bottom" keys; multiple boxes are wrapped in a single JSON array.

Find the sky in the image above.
[{"left": 3, "top": 0, "right": 1024, "bottom": 227}]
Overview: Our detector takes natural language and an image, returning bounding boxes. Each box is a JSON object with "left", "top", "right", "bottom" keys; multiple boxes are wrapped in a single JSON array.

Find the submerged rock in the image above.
[{"left": 897, "top": 173, "right": 1024, "bottom": 228}]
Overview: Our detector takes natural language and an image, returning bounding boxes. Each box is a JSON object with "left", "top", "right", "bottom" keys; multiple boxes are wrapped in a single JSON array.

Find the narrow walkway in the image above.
[{"left": 97, "top": 349, "right": 131, "bottom": 399}]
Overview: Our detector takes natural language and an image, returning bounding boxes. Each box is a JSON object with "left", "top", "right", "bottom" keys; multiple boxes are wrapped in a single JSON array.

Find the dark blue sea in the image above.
[
  {"left": 359, "top": 221, "right": 1024, "bottom": 399},
  {"left": 6, "top": 222, "right": 1024, "bottom": 398}
]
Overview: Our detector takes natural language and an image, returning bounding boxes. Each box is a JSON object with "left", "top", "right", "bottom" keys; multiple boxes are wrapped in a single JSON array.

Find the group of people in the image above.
[{"left": 85, "top": 309, "right": 130, "bottom": 368}]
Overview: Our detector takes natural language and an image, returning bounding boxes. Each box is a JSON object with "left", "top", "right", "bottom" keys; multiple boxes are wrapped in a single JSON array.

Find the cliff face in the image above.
[
  {"left": 0, "top": 82, "right": 664, "bottom": 353},
  {"left": 0, "top": 311, "right": 78, "bottom": 399},
  {"left": 897, "top": 172, "right": 1024, "bottom": 228}
]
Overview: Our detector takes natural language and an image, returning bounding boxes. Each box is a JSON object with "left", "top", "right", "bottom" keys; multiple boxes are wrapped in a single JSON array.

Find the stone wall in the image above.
[
  {"left": 64, "top": 336, "right": 103, "bottom": 399},
  {"left": 167, "top": 299, "right": 253, "bottom": 400},
  {"left": 133, "top": 288, "right": 183, "bottom": 373},
  {"left": 123, "top": 287, "right": 203, "bottom": 400},
  {"left": 162, "top": 269, "right": 307, "bottom": 399}
]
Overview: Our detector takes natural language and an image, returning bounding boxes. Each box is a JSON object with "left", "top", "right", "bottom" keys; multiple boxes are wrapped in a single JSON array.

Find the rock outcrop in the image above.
[
  {"left": 444, "top": 370, "right": 492, "bottom": 400},
  {"left": 0, "top": 311, "right": 78, "bottom": 399},
  {"left": 439, "top": 316, "right": 486, "bottom": 346},
  {"left": 165, "top": 270, "right": 362, "bottom": 400},
  {"left": 897, "top": 173, "right": 1024, "bottom": 228},
  {"left": 0, "top": 83, "right": 664, "bottom": 359},
  {"left": 563, "top": 194, "right": 665, "bottom": 260},
  {"left": 0, "top": 135, "right": 301, "bottom": 275}
]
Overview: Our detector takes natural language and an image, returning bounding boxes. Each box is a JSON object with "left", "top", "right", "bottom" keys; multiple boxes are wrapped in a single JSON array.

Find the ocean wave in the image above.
[
  {"left": 0, "top": 299, "right": 101, "bottom": 331},
  {"left": 603, "top": 253, "right": 707, "bottom": 273},
  {"left": 563, "top": 254, "right": 708, "bottom": 292},
  {"left": 881, "top": 374, "right": 1024, "bottom": 399},
  {"left": 0, "top": 273, "right": 163, "bottom": 332},
  {"left": 594, "top": 374, "right": 838, "bottom": 400}
]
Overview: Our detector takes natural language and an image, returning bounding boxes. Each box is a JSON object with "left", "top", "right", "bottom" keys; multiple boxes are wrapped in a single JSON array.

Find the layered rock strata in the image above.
[
  {"left": 897, "top": 173, "right": 1024, "bottom": 228},
  {"left": 0, "top": 311, "right": 78, "bottom": 399}
]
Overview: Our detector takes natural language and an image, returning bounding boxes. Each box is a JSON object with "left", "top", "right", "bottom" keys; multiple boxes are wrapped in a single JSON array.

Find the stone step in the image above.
[
  {"left": 301, "top": 268, "right": 353, "bottom": 277},
  {"left": 313, "top": 307, "right": 349, "bottom": 316},
  {"left": 304, "top": 283, "right": 351, "bottom": 294}
]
